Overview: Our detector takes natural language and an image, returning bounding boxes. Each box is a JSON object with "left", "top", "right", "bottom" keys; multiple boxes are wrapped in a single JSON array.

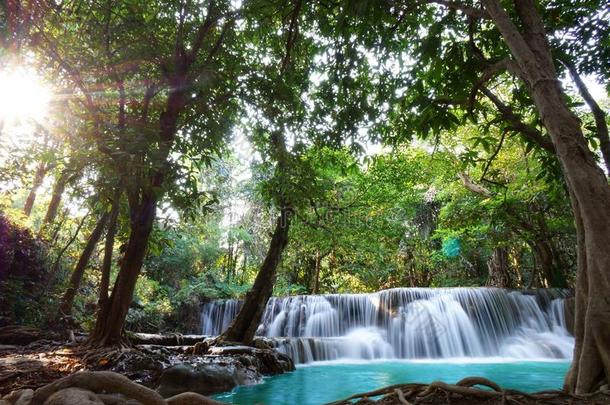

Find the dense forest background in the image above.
[
  {"left": 0, "top": 0, "right": 607, "bottom": 362},
  {"left": 0, "top": 119, "right": 587, "bottom": 332}
]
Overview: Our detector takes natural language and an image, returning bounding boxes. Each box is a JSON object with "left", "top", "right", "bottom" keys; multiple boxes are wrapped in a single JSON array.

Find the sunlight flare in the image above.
[{"left": 0, "top": 67, "right": 52, "bottom": 125}]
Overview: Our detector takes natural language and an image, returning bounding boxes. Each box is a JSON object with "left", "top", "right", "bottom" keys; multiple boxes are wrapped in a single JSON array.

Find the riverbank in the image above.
[
  {"left": 0, "top": 326, "right": 293, "bottom": 400},
  {"left": 1, "top": 327, "right": 608, "bottom": 404}
]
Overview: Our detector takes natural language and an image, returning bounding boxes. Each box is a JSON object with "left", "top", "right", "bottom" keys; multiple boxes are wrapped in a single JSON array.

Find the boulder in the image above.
[
  {"left": 157, "top": 363, "right": 248, "bottom": 397},
  {"left": 156, "top": 346, "right": 294, "bottom": 397},
  {"left": 43, "top": 388, "right": 104, "bottom": 405},
  {"left": 207, "top": 346, "right": 295, "bottom": 375},
  {"left": 2, "top": 389, "right": 33, "bottom": 405}
]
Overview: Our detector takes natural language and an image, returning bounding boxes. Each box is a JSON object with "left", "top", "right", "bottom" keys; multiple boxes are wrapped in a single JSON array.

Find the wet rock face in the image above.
[
  {"left": 209, "top": 345, "right": 295, "bottom": 374},
  {"left": 157, "top": 363, "right": 248, "bottom": 397},
  {"left": 156, "top": 347, "right": 295, "bottom": 397}
]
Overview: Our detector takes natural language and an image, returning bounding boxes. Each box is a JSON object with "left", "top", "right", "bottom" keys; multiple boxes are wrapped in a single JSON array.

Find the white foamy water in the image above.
[{"left": 201, "top": 288, "right": 574, "bottom": 364}]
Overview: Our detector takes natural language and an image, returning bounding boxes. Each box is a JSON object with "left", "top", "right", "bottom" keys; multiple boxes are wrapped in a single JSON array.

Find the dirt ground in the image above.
[{"left": 0, "top": 341, "right": 86, "bottom": 395}]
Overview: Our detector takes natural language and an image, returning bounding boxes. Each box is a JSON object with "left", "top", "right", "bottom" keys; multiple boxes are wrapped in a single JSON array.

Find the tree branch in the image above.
[
  {"left": 481, "top": 0, "right": 552, "bottom": 88},
  {"left": 512, "top": 0, "right": 556, "bottom": 75},
  {"left": 420, "top": 0, "right": 489, "bottom": 19},
  {"left": 280, "top": 0, "right": 303, "bottom": 74},
  {"left": 186, "top": 1, "right": 219, "bottom": 66},
  {"left": 458, "top": 172, "right": 493, "bottom": 197},
  {"left": 479, "top": 86, "right": 555, "bottom": 153},
  {"left": 562, "top": 59, "right": 610, "bottom": 175},
  {"left": 480, "top": 128, "right": 507, "bottom": 180},
  {"left": 141, "top": 80, "right": 157, "bottom": 123},
  {"left": 468, "top": 58, "right": 521, "bottom": 113}
]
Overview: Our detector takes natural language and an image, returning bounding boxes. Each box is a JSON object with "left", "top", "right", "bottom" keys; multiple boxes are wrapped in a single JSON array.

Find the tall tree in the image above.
[
  {"left": 35, "top": 0, "right": 240, "bottom": 346},
  {"left": 471, "top": 0, "right": 609, "bottom": 392},
  {"left": 336, "top": 0, "right": 609, "bottom": 392},
  {"left": 220, "top": 0, "right": 304, "bottom": 344}
]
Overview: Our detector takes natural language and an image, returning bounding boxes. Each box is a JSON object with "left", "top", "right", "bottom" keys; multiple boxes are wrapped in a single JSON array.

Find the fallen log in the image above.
[
  {"left": 128, "top": 334, "right": 207, "bottom": 347},
  {"left": 0, "top": 326, "right": 49, "bottom": 346}
]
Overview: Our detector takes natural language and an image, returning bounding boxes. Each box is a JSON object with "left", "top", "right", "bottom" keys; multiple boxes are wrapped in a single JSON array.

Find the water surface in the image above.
[{"left": 213, "top": 360, "right": 570, "bottom": 405}]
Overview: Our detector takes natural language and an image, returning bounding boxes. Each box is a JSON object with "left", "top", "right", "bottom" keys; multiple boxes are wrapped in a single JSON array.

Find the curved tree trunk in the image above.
[
  {"left": 220, "top": 207, "right": 292, "bottom": 344},
  {"left": 87, "top": 194, "right": 157, "bottom": 347},
  {"left": 483, "top": 0, "right": 610, "bottom": 393},
  {"left": 58, "top": 211, "right": 110, "bottom": 318}
]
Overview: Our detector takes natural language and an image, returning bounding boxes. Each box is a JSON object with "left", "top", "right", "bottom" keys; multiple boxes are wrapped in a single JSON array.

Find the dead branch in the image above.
[{"left": 458, "top": 172, "right": 493, "bottom": 197}]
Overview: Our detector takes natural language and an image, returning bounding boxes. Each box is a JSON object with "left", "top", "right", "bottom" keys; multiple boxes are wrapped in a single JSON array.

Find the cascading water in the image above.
[{"left": 201, "top": 288, "right": 574, "bottom": 364}]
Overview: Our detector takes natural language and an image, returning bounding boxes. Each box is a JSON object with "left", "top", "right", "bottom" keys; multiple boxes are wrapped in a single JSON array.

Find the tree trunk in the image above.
[
  {"left": 41, "top": 213, "right": 88, "bottom": 296},
  {"left": 530, "top": 239, "right": 568, "bottom": 288},
  {"left": 313, "top": 249, "right": 321, "bottom": 295},
  {"left": 220, "top": 207, "right": 292, "bottom": 344},
  {"left": 57, "top": 211, "right": 110, "bottom": 318},
  {"left": 528, "top": 50, "right": 610, "bottom": 397},
  {"left": 23, "top": 162, "right": 47, "bottom": 217},
  {"left": 511, "top": 248, "right": 524, "bottom": 287},
  {"left": 98, "top": 189, "right": 121, "bottom": 306},
  {"left": 88, "top": 194, "right": 157, "bottom": 347},
  {"left": 483, "top": 0, "right": 610, "bottom": 393},
  {"left": 43, "top": 169, "right": 69, "bottom": 225},
  {"left": 486, "top": 247, "right": 511, "bottom": 288}
]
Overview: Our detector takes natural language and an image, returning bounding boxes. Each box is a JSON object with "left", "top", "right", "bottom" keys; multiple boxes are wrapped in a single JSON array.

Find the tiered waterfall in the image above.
[{"left": 201, "top": 288, "right": 573, "bottom": 364}]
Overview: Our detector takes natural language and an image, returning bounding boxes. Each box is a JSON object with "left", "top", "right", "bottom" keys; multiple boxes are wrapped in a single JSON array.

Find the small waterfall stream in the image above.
[{"left": 201, "top": 288, "right": 573, "bottom": 364}]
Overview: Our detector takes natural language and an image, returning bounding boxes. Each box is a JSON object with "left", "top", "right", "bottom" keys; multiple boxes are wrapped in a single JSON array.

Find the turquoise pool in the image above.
[{"left": 213, "top": 360, "right": 570, "bottom": 405}]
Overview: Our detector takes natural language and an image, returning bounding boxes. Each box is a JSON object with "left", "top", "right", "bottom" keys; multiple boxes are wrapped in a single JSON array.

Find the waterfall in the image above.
[{"left": 200, "top": 288, "right": 574, "bottom": 364}]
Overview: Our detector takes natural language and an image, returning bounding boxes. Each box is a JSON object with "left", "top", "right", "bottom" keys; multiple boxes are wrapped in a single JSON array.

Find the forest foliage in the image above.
[{"left": 0, "top": 0, "right": 606, "bottom": 335}]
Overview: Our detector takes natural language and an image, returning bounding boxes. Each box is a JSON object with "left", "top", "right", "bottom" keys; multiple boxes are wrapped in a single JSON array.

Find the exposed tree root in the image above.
[
  {"left": 456, "top": 377, "right": 501, "bottom": 392},
  {"left": 166, "top": 392, "right": 223, "bottom": 405},
  {"left": 394, "top": 388, "right": 410, "bottom": 405},
  {"left": 326, "top": 376, "right": 610, "bottom": 405},
  {"left": 29, "top": 371, "right": 166, "bottom": 405},
  {"left": 325, "top": 383, "right": 428, "bottom": 404},
  {"left": 2, "top": 371, "right": 224, "bottom": 405},
  {"left": 80, "top": 345, "right": 136, "bottom": 367}
]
